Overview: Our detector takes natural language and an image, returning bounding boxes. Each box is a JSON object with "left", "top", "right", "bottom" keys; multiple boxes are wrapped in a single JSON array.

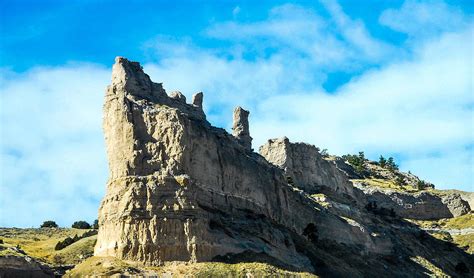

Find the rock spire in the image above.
[{"left": 232, "top": 106, "right": 252, "bottom": 150}]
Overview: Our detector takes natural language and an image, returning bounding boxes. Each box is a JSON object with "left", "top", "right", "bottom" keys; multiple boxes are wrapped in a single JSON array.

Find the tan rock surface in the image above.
[
  {"left": 94, "top": 57, "right": 474, "bottom": 276},
  {"left": 95, "top": 57, "right": 386, "bottom": 272},
  {"left": 259, "top": 137, "right": 355, "bottom": 199}
]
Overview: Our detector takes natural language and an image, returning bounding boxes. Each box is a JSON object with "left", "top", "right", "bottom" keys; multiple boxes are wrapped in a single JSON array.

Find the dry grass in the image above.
[
  {"left": 452, "top": 234, "right": 474, "bottom": 254},
  {"left": 0, "top": 228, "right": 96, "bottom": 265},
  {"left": 352, "top": 178, "right": 419, "bottom": 192},
  {"left": 66, "top": 256, "right": 318, "bottom": 277},
  {"left": 407, "top": 213, "right": 474, "bottom": 230},
  {"left": 407, "top": 213, "right": 474, "bottom": 254},
  {"left": 410, "top": 256, "right": 448, "bottom": 277}
]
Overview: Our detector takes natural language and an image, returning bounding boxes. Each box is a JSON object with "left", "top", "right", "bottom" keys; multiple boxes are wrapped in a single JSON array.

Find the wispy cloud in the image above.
[{"left": 379, "top": 0, "right": 469, "bottom": 38}]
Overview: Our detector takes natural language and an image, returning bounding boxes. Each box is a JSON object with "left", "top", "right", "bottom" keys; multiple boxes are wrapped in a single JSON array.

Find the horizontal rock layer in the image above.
[{"left": 94, "top": 57, "right": 383, "bottom": 271}]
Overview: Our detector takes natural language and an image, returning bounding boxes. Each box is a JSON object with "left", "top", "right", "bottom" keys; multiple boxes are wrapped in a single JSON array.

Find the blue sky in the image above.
[{"left": 0, "top": 0, "right": 473, "bottom": 227}]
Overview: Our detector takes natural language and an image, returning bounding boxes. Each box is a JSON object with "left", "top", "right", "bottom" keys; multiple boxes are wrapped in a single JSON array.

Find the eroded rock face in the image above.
[
  {"left": 191, "top": 92, "right": 203, "bottom": 108},
  {"left": 232, "top": 106, "right": 252, "bottom": 151},
  {"left": 95, "top": 57, "right": 384, "bottom": 271},
  {"left": 259, "top": 137, "right": 355, "bottom": 199},
  {"left": 355, "top": 185, "right": 471, "bottom": 220}
]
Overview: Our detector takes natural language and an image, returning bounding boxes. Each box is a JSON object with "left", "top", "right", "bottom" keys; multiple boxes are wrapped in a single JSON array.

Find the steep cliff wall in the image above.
[{"left": 94, "top": 57, "right": 382, "bottom": 272}]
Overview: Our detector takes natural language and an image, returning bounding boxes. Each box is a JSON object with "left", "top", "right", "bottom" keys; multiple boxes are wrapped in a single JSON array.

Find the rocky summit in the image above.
[{"left": 88, "top": 57, "right": 473, "bottom": 276}]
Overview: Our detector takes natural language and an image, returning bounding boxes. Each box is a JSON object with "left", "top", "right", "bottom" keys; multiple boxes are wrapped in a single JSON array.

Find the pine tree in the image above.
[{"left": 379, "top": 155, "right": 387, "bottom": 168}]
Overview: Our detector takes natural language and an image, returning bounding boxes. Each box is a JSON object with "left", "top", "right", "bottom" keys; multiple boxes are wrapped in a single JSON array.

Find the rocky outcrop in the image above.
[
  {"left": 355, "top": 184, "right": 471, "bottom": 220},
  {"left": 259, "top": 138, "right": 355, "bottom": 199},
  {"left": 0, "top": 254, "right": 54, "bottom": 278},
  {"left": 232, "top": 106, "right": 252, "bottom": 151},
  {"left": 192, "top": 92, "right": 203, "bottom": 108},
  {"left": 95, "top": 57, "right": 387, "bottom": 272},
  {"left": 94, "top": 57, "right": 474, "bottom": 276}
]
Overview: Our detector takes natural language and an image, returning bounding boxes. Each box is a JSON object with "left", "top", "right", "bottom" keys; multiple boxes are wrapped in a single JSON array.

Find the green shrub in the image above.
[
  {"left": 395, "top": 176, "right": 405, "bottom": 186},
  {"left": 40, "top": 220, "right": 58, "bottom": 228},
  {"left": 55, "top": 229, "right": 97, "bottom": 250},
  {"left": 386, "top": 157, "right": 399, "bottom": 171},
  {"left": 342, "top": 151, "right": 366, "bottom": 175},
  {"left": 379, "top": 155, "right": 387, "bottom": 168},
  {"left": 72, "top": 221, "right": 91, "bottom": 229},
  {"left": 416, "top": 180, "right": 434, "bottom": 190},
  {"left": 93, "top": 219, "right": 99, "bottom": 229}
]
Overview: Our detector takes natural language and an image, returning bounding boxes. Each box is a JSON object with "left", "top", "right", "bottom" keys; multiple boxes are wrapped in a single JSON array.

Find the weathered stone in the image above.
[
  {"left": 95, "top": 57, "right": 384, "bottom": 271},
  {"left": 232, "top": 106, "right": 252, "bottom": 150},
  {"left": 192, "top": 92, "right": 203, "bottom": 108},
  {"left": 0, "top": 254, "right": 54, "bottom": 277},
  {"left": 259, "top": 137, "right": 355, "bottom": 199},
  {"left": 94, "top": 57, "right": 474, "bottom": 276},
  {"left": 169, "top": 91, "right": 186, "bottom": 103},
  {"left": 355, "top": 184, "right": 471, "bottom": 220}
]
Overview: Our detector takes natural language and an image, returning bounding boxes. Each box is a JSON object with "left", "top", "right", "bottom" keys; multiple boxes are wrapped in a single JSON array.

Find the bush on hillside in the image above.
[
  {"left": 72, "top": 221, "right": 91, "bottom": 229},
  {"left": 386, "top": 157, "right": 399, "bottom": 171},
  {"left": 342, "top": 151, "right": 366, "bottom": 175},
  {"left": 379, "top": 155, "right": 387, "bottom": 168},
  {"left": 55, "top": 229, "right": 97, "bottom": 250},
  {"left": 40, "top": 220, "right": 58, "bottom": 228}
]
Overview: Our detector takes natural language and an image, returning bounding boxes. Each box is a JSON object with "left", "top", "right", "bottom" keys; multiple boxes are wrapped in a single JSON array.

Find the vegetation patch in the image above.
[
  {"left": 352, "top": 178, "right": 419, "bottom": 193},
  {"left": 55, "top": 229, "right": 97, "bottom": 250},
  {"left": 0, "top": 228, "right": 96, "bottom": 265},
  {"left": 66, "top": 257, "right": 318, "bottom": 277},
  {"left": 452, "top": 234, "right": 474, "bottom": 254},
  {"left": 410, "top": 256, "right": 448, "bottom": 277}
]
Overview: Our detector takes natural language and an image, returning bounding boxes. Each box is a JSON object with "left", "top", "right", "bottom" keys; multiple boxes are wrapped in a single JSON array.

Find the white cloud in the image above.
[
  {"left": 379, "top": 0, "right": 468, "bottom": 37},
  {"left": 250, "top": 27, "right": 473, "bottom": 192},
  {"left": 205, "top": 3, "right": 397, "bottom": 69},
  {"left": 142, "top": 2, "right": 473, "bottom": 191},
  {"left": 0, "top": 63, "right": 110, "bottom": 227}
]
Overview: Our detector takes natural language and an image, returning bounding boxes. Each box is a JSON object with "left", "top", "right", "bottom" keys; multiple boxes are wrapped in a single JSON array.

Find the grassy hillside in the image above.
[
  {"left": 407, "top": 213, "right": 474, "bottom": 254},
  {"left": 1, "top": 228, "right": 317, "bottom": 277},
  {"left": 0, "top": 228, "right": 96, "bottom": 265}
]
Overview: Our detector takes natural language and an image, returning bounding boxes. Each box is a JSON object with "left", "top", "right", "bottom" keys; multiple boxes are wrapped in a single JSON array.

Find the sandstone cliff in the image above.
[
  {"left": 95, "top": 57, "right": 385, "bottom": 273},
  {"left": 94, "top": 57, "right": 474, "bottom": 276}
]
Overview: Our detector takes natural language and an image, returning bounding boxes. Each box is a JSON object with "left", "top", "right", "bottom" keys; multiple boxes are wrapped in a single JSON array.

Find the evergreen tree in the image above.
[
  {"left": 379, "top": 155, "right": 386, "bottom": 168},
  {"left": 387, "top": 157, "right": 399, "bottom": 171},
  {"left": 93, "top": 219, "right": 99, "bottom": 229}
]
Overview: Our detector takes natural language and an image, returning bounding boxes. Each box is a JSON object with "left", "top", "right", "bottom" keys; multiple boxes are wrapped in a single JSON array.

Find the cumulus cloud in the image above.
[{"left": 0, "top": 63, "right": 110, "bottom": 227}]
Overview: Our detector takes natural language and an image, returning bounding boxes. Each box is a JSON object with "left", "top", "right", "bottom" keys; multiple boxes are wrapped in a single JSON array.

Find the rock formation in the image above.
[
  {"left": 260, "top": 137, "right": 355, "bottom": 199},
  {"left": 94, "top": 57, "right": 474, "bottom": 276},
  {"left": 232, "top": 106, "right": 252, "bottom": 151},
  {"left": 191, "top": 92, "right": 203, "bottom": 108},
  {"left": 356, "top": 186, "right": 471, "bottom": 219},
  {"left": 95, "top": 57, "right": 384, "bottom": 272}
]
